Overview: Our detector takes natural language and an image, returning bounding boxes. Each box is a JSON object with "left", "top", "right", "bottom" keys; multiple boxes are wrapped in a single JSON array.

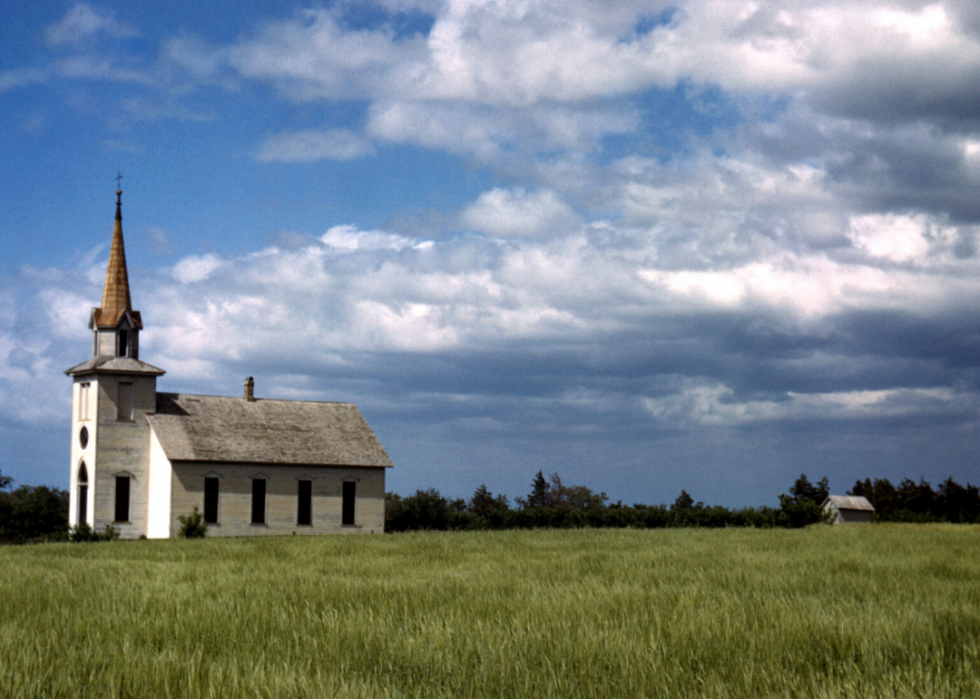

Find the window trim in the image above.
[{"left": 78, "top": 382, "right": 90, "bottom": 422}]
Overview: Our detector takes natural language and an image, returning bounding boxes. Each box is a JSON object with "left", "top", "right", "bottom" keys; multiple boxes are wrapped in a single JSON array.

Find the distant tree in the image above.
[
  {"left": 516, "top": 471, "right": 551, "bottom": 509},
  {"left": 848, "top": 478, "right": 873, "bottom": 500},
  {"left": 0, "top": 469, "right": 11, "bottom": 491},
  {"left": 0, "top": 485, "right": 69, "bottom": 540},
  {"left": 469, "top": 484, "right": 510, "bottom": 519},
  {"left": 672, "top": 490, "right": 695, "bottom": 511},
  {"left": 895, "top": 477, "right": 935, "bottom": 516},
  {"left": 385, "top": 489, "right": 450, "bottom": 531},
  {"left": 562, "top": 484, "right": 609, "bottom": 512},
  {"left": 788, "top": 474, "right": 829, "bottom": 505},
  {"left": 777, "top": 474, "right": 830, "bottom": 528},
  {"left": 935, "top": 477, "right": 980, "bottom": 523}
]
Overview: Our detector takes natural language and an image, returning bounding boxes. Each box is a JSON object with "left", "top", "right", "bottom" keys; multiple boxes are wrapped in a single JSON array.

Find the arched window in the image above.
[{"left": 77, "top": 462, "right": 89, "bottom": 526}]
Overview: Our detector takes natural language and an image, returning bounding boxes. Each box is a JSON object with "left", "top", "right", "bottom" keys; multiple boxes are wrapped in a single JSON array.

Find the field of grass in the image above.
[{"left": 1, "top": 525, "right": 978, "bottom": 698}]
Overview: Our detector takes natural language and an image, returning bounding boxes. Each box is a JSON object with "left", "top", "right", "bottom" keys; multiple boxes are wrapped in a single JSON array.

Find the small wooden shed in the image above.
[{"left": 822, "top": 495, "right": 874, "bottom": 524}]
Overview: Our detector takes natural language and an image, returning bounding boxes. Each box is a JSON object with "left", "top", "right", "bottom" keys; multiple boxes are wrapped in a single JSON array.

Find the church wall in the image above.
[
  {"left": 69, "top": 377, "right": 98, "bottom": 528},
  {"left": 169, "top": 462, "right": 386, "bottom": 537},
  {"left": 146, "top": 429, "right": 173, "bottom": 539},
  {"left": 92, "top": 373, "right": 157, "bottom": 539},
  {"left": 96, "top": 330, "right": 116, "bottom": 357}
]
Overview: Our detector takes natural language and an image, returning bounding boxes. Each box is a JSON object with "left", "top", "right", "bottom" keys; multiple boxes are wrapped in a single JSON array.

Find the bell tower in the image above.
[
  {"left": 91, "top": 186, "right": 142, "bottom": 358},
  {"left": 65, "top": 184, "right": 165, "bottom": 538}
]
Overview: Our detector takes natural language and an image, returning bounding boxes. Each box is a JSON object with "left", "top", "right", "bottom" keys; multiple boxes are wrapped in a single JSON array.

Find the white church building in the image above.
[{"left": 66, "top": 189, "right": 392, "bottom": 539}]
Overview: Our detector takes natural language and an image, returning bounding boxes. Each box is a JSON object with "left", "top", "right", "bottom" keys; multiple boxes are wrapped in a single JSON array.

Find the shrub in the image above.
[
  {"left": 69, "top": 523, "right": 120, "bottom": 543},
  {"left": 177, "top": 507, "right": 208, "bottom": 538}
]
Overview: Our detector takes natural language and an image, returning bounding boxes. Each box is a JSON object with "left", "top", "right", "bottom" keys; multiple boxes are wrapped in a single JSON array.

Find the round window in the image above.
[{"left": 79, "top": 426, "right": 89, "bottom": 450}]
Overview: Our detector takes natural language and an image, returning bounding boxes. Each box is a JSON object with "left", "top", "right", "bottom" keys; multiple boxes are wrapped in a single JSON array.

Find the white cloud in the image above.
[
  {"left": 203, "top": 0, "right": 980, "bottom": 123},
  {"left": 641, "top": 381, "right": 976, "bottom": 427},
  {"left": 848, "top": 214, "right": 931, "bottom": 263},
  {"left": 45, "top": 4, "right": 138, "bottom": 46},
  {"left": 226, "top": 8, "right": 427, "bottom": 101},
  {"left": 256, "top": 129, "right": 374, "bottom": 162},
  {"left": 171, "top": 254, "right": 223, "bottom": 284},
  {"left": 320, "top": 225, "right": 422, "bottom": 252},
  {"left": 461, "top": 188, "right": 579, "bottom": 238}
]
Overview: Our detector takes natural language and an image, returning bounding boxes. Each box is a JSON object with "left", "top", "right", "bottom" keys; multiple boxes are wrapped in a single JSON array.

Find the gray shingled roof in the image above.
[
  {"left": 146, "top": 393, "right": 393, "bottom": 468},
  {"left": 823, "top": 495, "right": 875, "bottom": 512},
  {"left": 65, "top": 355, "right": 165, "bottom": 376}
]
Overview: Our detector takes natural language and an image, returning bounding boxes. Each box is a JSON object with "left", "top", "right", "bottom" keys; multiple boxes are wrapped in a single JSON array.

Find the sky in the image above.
[{"left": 2, "top": 0, "right": 979, "bottom": 508}]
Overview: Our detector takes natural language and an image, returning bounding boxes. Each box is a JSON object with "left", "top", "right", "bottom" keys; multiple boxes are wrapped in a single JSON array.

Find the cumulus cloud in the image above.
[
  {"left": 9, "top": 0, "right": 980, "bottom": 500},
  {"left": 461, "top": 188, "right": 579, "bottom": 238},
  {"left": 171, "top": 254, "right": 223, "bottom": 284},
  {"left": 226, "top": 8, "right": 428, "bottom": 101}
]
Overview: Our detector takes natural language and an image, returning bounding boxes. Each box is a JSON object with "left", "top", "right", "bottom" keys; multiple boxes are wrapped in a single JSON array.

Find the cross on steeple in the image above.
[{"left": 116, "top": 172, "right": 123, "bottom": 189}]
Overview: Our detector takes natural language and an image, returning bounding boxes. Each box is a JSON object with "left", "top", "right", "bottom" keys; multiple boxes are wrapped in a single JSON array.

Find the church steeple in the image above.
[
  {"left": 88, "top": 182, "right": 143, "bottom": 358},
  {"left": 96, "top": 188, "right": 134, "bottom": 328}
]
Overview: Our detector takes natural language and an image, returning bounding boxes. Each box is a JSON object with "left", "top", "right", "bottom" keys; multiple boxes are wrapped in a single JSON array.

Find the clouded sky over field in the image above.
[{"left": 2, "top": 0, "right": 979, "bottom": 506}]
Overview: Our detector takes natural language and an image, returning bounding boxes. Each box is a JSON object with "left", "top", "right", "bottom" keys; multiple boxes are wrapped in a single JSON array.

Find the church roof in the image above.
[
  {"left": 92, "top": 189, "right": 141, "bottom": 329},
  {"left": 146, "top": 393, "right": 394, "bottom": 468},
  {"left": 65, "top": 355, "right": 165, "bottom": 376}
]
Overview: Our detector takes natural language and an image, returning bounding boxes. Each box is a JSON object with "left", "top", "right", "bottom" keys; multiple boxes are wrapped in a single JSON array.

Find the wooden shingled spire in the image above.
[{"left": 93, "top": 186, "right": 142, "bottom": 329}]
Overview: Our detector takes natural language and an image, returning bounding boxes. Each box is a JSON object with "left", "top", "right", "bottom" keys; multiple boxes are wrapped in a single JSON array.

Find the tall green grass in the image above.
[{"left": 1, "top": 526, "right": 978, "bottom": 698}]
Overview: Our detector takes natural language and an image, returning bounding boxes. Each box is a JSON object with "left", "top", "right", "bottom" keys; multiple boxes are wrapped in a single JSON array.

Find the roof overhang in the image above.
[{"left": 65, "top": 355, "right": 165, "bottom": 377}]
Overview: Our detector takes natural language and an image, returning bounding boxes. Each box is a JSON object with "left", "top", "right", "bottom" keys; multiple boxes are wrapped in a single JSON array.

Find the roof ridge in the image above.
[{"left": 159, "top": 391, "right": 356, "bottom": 405}]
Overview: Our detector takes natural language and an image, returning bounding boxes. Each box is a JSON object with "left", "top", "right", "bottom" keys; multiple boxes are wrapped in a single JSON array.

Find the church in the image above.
[{"left": 66, "top": 188, "right": 393, "bottom": 539}]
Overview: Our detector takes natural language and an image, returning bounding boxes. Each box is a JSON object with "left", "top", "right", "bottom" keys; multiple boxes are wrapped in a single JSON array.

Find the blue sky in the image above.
[{"left": 3, "top": 0, "right": 980, "bottom": 507}]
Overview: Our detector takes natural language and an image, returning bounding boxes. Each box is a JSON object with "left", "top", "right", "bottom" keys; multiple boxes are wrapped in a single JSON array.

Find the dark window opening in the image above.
[
  {"left": 204, "top": 477, "right": 219, "bottom": 524},
  {"left": 77, "top": 462, "right": 88, "bottom": 526},
  {"left": 297, "top": 480, "right": 312, "bottom": 525},
  {"left": 117, "top": 382, "right": 133, "bottom": 421},
  {"left": 114, "top": 476, "right": 130, "bottom": 522},
  {"left": 251, "top": 478, "right": 266, "bottom": 524},
  {"left": 342, "top": 481, "right": 356, "bottom": 525},
  {"left": 117, "top": 329, "right": 129, "bottom": 357},
  {"left": 79, "top": 426, "right": 88, "bottom": 450},
  {"left": 78, "top": 485, "right": 88, "bottom": 526}
]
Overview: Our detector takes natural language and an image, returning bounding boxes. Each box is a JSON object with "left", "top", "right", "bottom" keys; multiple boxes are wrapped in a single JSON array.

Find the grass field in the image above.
[{"left": 1, "top": 525, "right": 978, "bottom": 698}]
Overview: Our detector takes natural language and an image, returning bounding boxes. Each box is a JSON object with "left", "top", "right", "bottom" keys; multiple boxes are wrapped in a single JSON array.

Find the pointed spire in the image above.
[{"left": 94, "top": 187, "right": 140, "bottom": 329}]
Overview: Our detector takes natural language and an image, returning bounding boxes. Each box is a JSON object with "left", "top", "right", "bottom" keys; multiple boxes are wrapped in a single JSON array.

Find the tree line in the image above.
[
  {"left": 0, "top": 470, "right": 69, "bottom": 542},
  {"left": 847, "top": 476, "right": 980, "bottom": 523},
  {"left": 1, "top": 467, "right": 978, "bottom": 541},
  {"left": 386, "top": 471, "right": 980, "bottom": 532}
]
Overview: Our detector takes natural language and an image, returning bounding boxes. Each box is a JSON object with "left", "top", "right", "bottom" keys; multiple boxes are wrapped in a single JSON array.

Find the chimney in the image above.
[{"left": 244, "top": 376, "right": 255, "bottom": 401}]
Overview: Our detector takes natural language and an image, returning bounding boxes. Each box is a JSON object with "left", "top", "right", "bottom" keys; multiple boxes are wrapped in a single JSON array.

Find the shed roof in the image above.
[
  {"left": 822, "top": 495, "right": 875, "bottom": 512},
  {"left": 146, "top": 393, "right": 393, "bottom": 468}
]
